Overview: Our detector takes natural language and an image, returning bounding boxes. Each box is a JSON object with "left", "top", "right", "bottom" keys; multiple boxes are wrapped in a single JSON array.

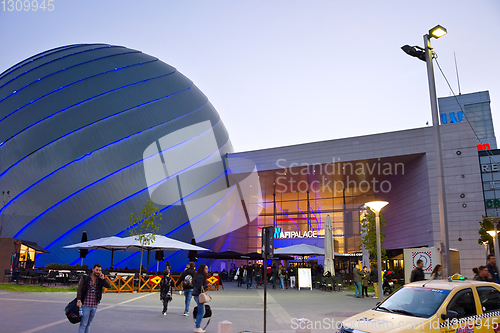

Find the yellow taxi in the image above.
[{"left": 338, "top": 274, "right": 500, "bottom": 333}]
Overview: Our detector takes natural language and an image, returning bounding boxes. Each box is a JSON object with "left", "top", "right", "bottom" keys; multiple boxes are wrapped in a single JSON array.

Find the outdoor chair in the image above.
[
  {"left": 334, "top": 276, "right": 345, "bottom": 291},
  {"left": 68, "top": 272, "right": 80, "bottom": 285},
  {"left": 27, "top": 270, "right": 39, "bottom": 284},
  {"left": 18, "top": 270, "right": 29, "bottom": 284},
  {"left": 45, "top": 271, "right": 57, "bottom": 286},
  {"left": 3, "top": 269, "right": 11, "bottom": 283},
  {"left": 313, "top": 276, "right": 321, "bottom": 289},
  {"left": 324, "top": 277, "right": 335, "bottom": 292},
  {"left": 320, "top": 276, "right": 327, "bottom": 291}
]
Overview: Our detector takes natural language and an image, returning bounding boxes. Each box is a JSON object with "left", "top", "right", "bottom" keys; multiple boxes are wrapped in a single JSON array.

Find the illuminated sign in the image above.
[
  {"left": 478, "top": 143, "right": 491, "bottom": 151},
  {"left": 274, "top": 227, "right": 319, "bottom": 239},
  {"left": 440, "top": 111, "right": 463, "bottom": 124}
]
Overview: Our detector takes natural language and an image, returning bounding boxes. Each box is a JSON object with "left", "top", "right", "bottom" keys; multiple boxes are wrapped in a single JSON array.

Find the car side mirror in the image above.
[{"left": 441, "top": 310, "right": 459, "bottom": 320}]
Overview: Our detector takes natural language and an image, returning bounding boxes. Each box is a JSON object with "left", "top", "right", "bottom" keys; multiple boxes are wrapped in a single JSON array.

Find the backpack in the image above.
[
  {"left": 65, "top": 298, "right": 81, "bottom": 324},
  {"left": 183, "top": 274, "right": 193, "bottom": 288}
]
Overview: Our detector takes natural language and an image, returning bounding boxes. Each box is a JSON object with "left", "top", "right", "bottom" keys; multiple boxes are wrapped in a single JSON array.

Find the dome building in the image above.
[{"left": 0, "top": 44, "right": 251, "bottom": 270}]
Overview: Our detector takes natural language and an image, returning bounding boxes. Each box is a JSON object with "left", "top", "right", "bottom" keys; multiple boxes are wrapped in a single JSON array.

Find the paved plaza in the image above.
[{"left": 0, "top": 282, "right": 380, "bottom": 333}]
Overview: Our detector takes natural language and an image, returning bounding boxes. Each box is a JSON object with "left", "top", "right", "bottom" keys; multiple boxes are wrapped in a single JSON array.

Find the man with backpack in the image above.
[{"left": 176, "top": 262, "right": 196, "bottom": 316}]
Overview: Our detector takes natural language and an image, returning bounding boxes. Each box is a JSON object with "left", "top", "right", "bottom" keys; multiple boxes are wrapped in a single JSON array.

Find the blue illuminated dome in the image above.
[{"left": 0, "top": 44, "right": 235, "bottom": 270}]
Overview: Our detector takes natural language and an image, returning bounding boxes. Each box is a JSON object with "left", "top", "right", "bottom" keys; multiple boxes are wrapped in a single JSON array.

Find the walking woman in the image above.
[
  {"left": 192, "top": 264, "right": 209, "bottom": 333},
  {"left": 430, "top": 265, "right": 442, "bottom": 280},
  {"left": 159, "top": 268, "right": 174, "bottom": 315},
  {"left": 278, "top": 264, "right": 286, "bottom": 289}
]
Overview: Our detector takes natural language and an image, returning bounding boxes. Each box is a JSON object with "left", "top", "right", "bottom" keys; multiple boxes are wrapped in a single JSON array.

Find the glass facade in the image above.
[
  {"left": 465, "top": 102, "right": 495, "bottom": 140},
  {"left": 480, "top": 150, "right": 500, "bottom": 217},
  {"left": 247, "top": 165, "right": 378, "bottom": 254}
]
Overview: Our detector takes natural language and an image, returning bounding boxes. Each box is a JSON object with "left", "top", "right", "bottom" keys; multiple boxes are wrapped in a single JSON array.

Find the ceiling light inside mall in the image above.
[{"left": 429, "top": 25, "right": 447, "bottom": 38}]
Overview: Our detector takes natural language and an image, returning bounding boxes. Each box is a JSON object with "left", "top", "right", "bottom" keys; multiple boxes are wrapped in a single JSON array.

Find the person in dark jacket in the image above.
[
  {"left": 361, "top": 266, "right": 369, "bottom": 298},
  {"left": 236, "top": 264, "right": 244, "bottom": 287},
  {"left": 288, "top": 266, "right": 297, "bottom": 289},
  {"left": 192, "top": 264, "right": 210, "bottom": 333},
  {"left": 160, "top": 268, "right": 174, "bottom": 315},
  {"left": 410, "top": 259, "right": 425, "bottom": 282},
  {"left": 271, "top": 264, "right": 278, "bottom": 289},
  {"left": 255, "top": 264, "right": 263, "bottom": 288},
  {"left": 474, "top": 265, "right": 494, "bottom": 282},
  {"left": 76, "top": 263, "right": 112, "bottom": 333},
  {"left": 176, "top": 262, "right": 196, "bottom": 316},
  {"left": 246, "top": 263, "right": 254, "bottom": 289},
  {"left": 370, "top": 265, "right": 379, "bottom": 299},
  {"left": 487, "top": 255, "right": 500, "bottom": 283}
]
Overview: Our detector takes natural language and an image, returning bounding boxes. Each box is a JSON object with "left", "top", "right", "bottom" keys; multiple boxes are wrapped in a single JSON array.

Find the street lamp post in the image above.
[
  {"left": 366, "top": 201, "right": 388, "bottom": 299},
  {"left": 483, "top": 241, "right": 489, "bottom": 260},
  {"left": 486, "top": 217, "right": 500, "bottom": 265},
  {"left": 401, "top": 25, "right": 451, "bottom": 277}
]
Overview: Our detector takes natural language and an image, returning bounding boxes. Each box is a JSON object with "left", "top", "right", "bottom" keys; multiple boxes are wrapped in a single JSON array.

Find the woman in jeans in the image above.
[
  {"left": 278, "top": 264, "right": 286, "bottom": 289},
  {"left": 192, "top": 264, "right": 209, "bottom": 333}
]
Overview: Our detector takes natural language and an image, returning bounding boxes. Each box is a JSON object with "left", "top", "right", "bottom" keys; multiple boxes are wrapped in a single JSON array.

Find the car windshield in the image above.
[{"left": 375, "top": 287, "right": 450, "bottom": 318}]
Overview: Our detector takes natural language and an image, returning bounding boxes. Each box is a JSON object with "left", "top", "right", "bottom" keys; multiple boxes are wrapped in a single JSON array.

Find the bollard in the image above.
[
  {"left": 218, "top": 320, "right": 233, "bottom": 333},
  {"left": 296, "top": 318, "right": 312, "bottom": 333}
]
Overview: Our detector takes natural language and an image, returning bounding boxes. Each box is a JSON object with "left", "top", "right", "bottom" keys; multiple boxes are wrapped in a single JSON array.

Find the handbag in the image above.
[
  {"left": 193, "top": 304, "right": 212, "bottom": 330},
  {"left": 198, "top": 286, "right": 212, "bottom": 303}
]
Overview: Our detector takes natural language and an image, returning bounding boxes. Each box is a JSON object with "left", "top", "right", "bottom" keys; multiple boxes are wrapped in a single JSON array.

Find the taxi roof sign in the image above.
[{"left": 448, "top": 273, "right": 465, "bottom": 282}]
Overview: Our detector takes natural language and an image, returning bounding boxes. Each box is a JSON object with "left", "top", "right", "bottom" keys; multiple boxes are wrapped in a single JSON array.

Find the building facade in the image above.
[{"left": 230, "top": 120, "right": 487, "bottom": 278}]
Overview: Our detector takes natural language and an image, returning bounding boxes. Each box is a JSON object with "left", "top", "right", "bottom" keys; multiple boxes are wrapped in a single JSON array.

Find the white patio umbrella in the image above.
[
  {"left": 118, "top": 234, "right": 209, "bottom": 252},
  {"left": 323, "top": 215, "right": 335, "bottom": 276},
  {"left": 63, "top": 236, "right": 126, "bottom": 249},
  {"left": 63, "top": 236, "right": 130, "bottom": 267},
  {"left": 274, "top": 243, "right": 325, "bottom": 263},
  {"left": 116, "top": 234, "right": 210, "bottom": 272}
]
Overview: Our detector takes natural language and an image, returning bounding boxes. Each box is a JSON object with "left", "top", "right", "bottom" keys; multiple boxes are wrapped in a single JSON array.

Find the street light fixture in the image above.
[
  {"left": 486, "top": 217, "right": 500, "bottom": 265},
  {"left": 366, "top": 201, "right": 388, "bottom": 300},
  {"left": 429, "top": 25, "right": 447, "bottom": 39},
  {"left": 401, "top": 25, "right": 451, "bottom": 278}
]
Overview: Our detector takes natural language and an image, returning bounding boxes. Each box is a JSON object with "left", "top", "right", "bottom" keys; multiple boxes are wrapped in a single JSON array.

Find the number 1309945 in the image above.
[{"left": 2, "top": 0, "right": 54, "bottom": 11}]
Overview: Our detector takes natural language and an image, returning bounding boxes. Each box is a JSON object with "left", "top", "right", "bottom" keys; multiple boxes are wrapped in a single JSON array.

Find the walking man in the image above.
[
  {"left": 176, "top": 262, "right": 196, "bottom": 316},
  {"left": 288, "top": 265, "right": 296, "bottom": 289},
  {"left": 247, "top": 263, "right": 254, "bottom": 289},
  {"left": 76, "top": 263, "right": 111, "bottom": 333},
  {"left": 237, "top": 264, "right": 244, "bottom": 287},
  {"left": 410, "top": 259, "right": 425, "bottom": 282},
  {"left": 487, "top": 254, "right": 500, "bottom": 283}
]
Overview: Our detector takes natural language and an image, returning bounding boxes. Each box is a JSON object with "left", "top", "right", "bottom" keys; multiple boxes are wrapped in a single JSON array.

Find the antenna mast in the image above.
[{"left": 454, "top": 52, "right": 461, "bottom": 95}]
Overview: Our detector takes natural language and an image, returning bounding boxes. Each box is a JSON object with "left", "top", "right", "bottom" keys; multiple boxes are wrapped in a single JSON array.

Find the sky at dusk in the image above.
[{"left": 1, "top": 0, "right": 499, "bottom": 152}]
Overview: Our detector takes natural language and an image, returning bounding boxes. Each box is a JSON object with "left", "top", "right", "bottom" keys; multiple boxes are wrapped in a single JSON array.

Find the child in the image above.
[{"left": 160, "top": 268, "right": 174, "bottom": 315}]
